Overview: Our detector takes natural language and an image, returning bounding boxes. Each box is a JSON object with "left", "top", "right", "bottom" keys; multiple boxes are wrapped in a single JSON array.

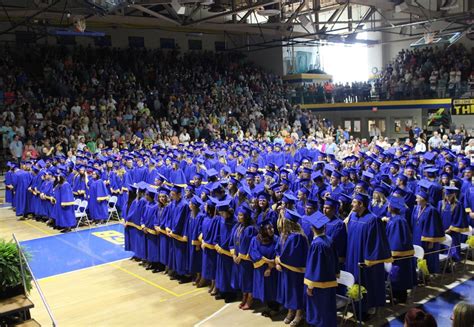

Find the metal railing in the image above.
[{"left": 12, "top": 233, "right": 57, "bottom": 327}]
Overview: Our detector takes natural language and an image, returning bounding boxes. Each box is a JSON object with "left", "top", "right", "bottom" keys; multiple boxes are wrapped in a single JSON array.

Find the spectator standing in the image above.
[
  {"left": 428, "top": 131, "right": 442, "bottom": 150},
  {"left": 9, "top": 134, "right": 23, "bottom": 163}
]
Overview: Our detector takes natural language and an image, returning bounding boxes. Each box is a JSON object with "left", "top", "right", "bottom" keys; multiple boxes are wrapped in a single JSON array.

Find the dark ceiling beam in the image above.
[
  {"left": 130, "top": 3, "right": 181, "bottom": 25},
  {"left": 182, "top": 0, "right": 280, "bottom": 26}
]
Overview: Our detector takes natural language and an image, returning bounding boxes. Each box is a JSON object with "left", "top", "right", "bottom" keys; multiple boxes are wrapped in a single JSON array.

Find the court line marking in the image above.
[
  {"left": 39, "top": 258, "right": 130, "bottom": 282},
  {"left": 21, "top": 220, "right": 208, "bottom": 299},
  {"left": 19, "top": 221, "right": 121, "bottom": 241},
  {"left": 386, "top": 273, "right": 474, "bottom": 322},
  {"left": 193, "top": 303, "right": 232, "bottom": 327}
]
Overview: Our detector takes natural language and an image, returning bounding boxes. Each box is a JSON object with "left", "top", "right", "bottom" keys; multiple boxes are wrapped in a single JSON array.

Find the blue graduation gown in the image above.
[
  {"left": 249, "top": 235, "right": 279, "bottom": 303},
  {"left": 38, "top": 180, "right": 53, "bottom": 218},
  {"left": 230, "top": 224, "right": 257, "bottom": 293},
  {"left": 201, "top": 215, "right": 219, "bottom": 280},
  {"left": 5, "top": 170, "right": 13, "bottom": 203},
  {"left": 256, "top": 208, "right": 278, "bottom": 234},
  {"left": 133, "top": 166, "right": 148, "bottom": 183},
  {"left": 156, "top": 205, "right": 171, "bottom": 266},
  {"left": 438, "top": 201, "right": 467, "bottom": 262},
  {"left": 88, "top": 179, "right": 109, "bottom": 221},
  {"left": 346, "top": 211, "right": 392, "bottom": 311},
  {"left": 142, "top": 201, "right": 159, "bottom": 262},
  {"left": 53, "top": 182, "right": 76, "bottom": 228},
  {"left": 187, "top": 211, "right": 205, "bottom": 274},
  {"left": 215, "top": 216, "right": 237, "bottom": 293},
  {"left": 304, "top": 235, "right": 339, "bottom": 327},
  {"left": 386, "top": 215, "right": 416, "bottom": 291},
  {"left": 169, "top": 198, "right": 190, "bottom": 275},
  {"left": 13, "top": 170, "right": 33, "bottom": 216},
  {"left": 72, "top": 175, "right": 87, "bottom": 199},
  {"left": 169, "top": 168, "right": 187, "bottom": 185},
  {"left": 411, "top": 204, "right": 445, "bottom": 274},
  {"left": 369, "top": 202, "right": 388, "bottom": 219},
  {"left": 326, "top": 217, "right": 347, "bottom": 263},
  {"left": 276, "top": 233, "right": 308, "bottom": 310},
  {"left": 127, "top": 197, "right": 148, "bottom": 258}
]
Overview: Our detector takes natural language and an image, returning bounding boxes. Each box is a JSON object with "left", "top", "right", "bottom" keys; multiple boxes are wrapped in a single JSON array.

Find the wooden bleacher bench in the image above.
[
  {"left": 13, "top": 319, "right": 41, "bottom": 327},
  {"left": 0, "top": 295, "right": 34, "bottom": 318}
]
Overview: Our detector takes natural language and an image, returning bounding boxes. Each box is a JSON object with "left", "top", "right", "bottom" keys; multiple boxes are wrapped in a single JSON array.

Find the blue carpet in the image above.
[
  {"left": 21, "top": 224, "right": 132, "bottom": 279},
  {"left": 389, "top": 278, "right": 474, "bottom": 326}
]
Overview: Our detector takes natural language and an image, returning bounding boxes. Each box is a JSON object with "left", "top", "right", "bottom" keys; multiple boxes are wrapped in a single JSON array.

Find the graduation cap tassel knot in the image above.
[
  {"left": 417, "top": 258, "right": 430, "bottom": 276},
  {"left": 346, "top": 284, "right": 367, "bottom": 301}
]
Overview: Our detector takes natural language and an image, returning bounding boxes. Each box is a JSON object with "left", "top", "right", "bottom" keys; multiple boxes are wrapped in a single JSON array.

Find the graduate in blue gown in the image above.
[
  {"left": 12, "top": 165, "right": 33, "bottom": 218},
  {"left": 187, "top": 195, "right": 206, "bottom": 286},
  {"left": 438, "top": 186, "right": 468, "bottom": 262},
  {"left": 141, "top": 186, "right": 160, "bottom": 270},
  {"left": 87, "top": 169, "right": 109, "bottom": 223},
  {"left": 300, "top": 198, "right": 319, "bottom": 243},
  {"left": 249, "top": 219, "right": 280, "bottom": 317},
  {"left": 256, "top": 191, "right": 278, "bottom": 228},
  {"left": 384, "top": 197, "right": 416, "bottom": 303},
  {"left": 322, "top": 196, "right": 347, "bottom": 266},
  {"left": 200, "top": 198, "right": 219, "bottom": 295},
  {"left": 411, "top": 190, "right": 445, "bottom": 274},
  {"left": 345, "top": 193, "right": 392, "bottom": 319},
  {"left": 369, "top": 185, "right": 389, "bottom": 219},
  {"left": 167, "top": 184, "right": 191, "bottom": 281},
  {"left": 38, "top": 171, "right": 54, "bottom": 221},
  {"left": 155, "top": 186, "right": 171, "bottom": 272},
  {"left": 52, "top": 172, "right": 77, "bottom": 232},
  {"left": 230, "top": 204, "right": 257, "bottom": 310},
  {"left": 4, "top": 163, "right": 15, "bottom": 204},
  {"left": 215, "top": 199, "right": 238, "bottom": 301},
  {"left": 72, "top": 167, "right": 88, "bottom": 200},
  {"left": 275, "top": 209, "right": 308, "bottom": 326},
  {"left": 123, "top": 183, "right": 138, "bottom": 253},
  {"left": 303, "top": 213, "right": 339, "bottom": 327},
  {"left": 125, "top": 182, "right": 148, "bottom": 261}
]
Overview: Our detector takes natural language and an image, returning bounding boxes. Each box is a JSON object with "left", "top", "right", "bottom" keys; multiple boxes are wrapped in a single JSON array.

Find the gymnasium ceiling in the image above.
[{"left": 0, "top": 0, "right": 472, "bottom": 49}]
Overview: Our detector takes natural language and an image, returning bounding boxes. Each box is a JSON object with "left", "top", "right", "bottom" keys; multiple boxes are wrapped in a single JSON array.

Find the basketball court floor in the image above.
[{"left": 1, "top": 205, "right": 473, "bottom": 327}]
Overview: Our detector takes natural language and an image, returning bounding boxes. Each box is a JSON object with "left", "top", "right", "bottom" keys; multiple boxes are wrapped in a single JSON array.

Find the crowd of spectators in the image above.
[
  {"left": 291, "top": 44, "right": 473, "bottom": 104},
  {"left": 0, "top": 45, "right": 341, "bottom": 163}
]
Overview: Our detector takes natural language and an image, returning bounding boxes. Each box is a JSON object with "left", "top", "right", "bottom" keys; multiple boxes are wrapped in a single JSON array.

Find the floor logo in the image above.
[{"left": 92, "top": 230, "right": 125, "bottom": 246}]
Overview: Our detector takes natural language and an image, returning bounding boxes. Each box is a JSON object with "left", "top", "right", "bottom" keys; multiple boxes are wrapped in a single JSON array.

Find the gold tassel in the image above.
[
  {"left": 417, "top": 258, "right": 429, "bottom": 276},
  {"left": 346, "top": 284, "right": 367, "bottom": 301}
]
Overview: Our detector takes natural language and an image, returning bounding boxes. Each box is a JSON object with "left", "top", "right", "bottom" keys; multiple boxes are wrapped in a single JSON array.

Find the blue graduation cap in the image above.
[
  {"left": 425, "top": 167, "right": 439, "bottom": 177},
  {"left": 331, "top": 170, "right": 342, "bottom": 179},
  {"left": 444, "top": 186, "right": 459, "bottom": 195},
  {"left": 257, "top": 191, "right": 270, "bottom": 200},
  {"left": 235, "top": 166, "right": 247, "bottom": 176},
  {"left": 304, "top": 211, "right": 329, "bottom": 229},
  {"left": 306, "top": 198, "right": 319, "bottom": 208},
  {"left": 338, "top": 193, "right": 352, "bottom": 204},
  {"left": 423, "top": 152, "right": 436, "bottom": 162},
  {"left": 206, "top": 169, "right": 219, "bottom": 179},
  {"left": 362, "top": 171, "right": 374, "bottom": 180},
  {"left": 388, "top": 196, "right": 405, "bottom": 211},
  {"left": 237, "top": 203, "right": 252, "bottom": 217},
  {"left": 216, "top": 199, "right": 231, "bottom": 212},
  {"left": 146, "top": 186, "right": 159, "bottom": 195},
  {"left": 282, "top": 192, "right": 298, "bottom": 204},
  {"left": 159, "top": 186, "right": 171, "bottom": 195},
  {"left": 324, "top": 195, "right": 339, "bottom": 208},
  {"left": 258, "top": 218, "right": 273, "bottom": 229},
  {"left": 417, "top": 179, "right": 432, "bottom": 191},
  {"left": 191, "top": 195, "right": 204, "bottom": 207},
  {"left": 171, "top": 184, "right": 184, "bottom": 193},
  {"left": 284, "top": 209, "right": 301, "bottom": 222},
  {"left": 353, "top": 193, "right": 370, "bottom": 206},
  {"left": 311, "top": 171, "right": 324, "bottom": 181},
  {"left": 415, "top": 190, "right": 429, "bottom": 200}
]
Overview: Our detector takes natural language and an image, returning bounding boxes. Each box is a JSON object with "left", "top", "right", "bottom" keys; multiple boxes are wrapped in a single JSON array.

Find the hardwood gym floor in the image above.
[{"left": 1, "top": 206, "right": 472, "bottom": 327}]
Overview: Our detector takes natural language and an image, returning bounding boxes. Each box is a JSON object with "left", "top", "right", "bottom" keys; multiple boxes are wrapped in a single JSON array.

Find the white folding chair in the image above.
[
  {"left": 75, "top": 200, "right": 91, "bottom": 231},
  {"left": 439, "top": 234, "right": 453, "bottom": 282},
  {"left": 461, "top": 226, "right": 473, "bottom": 271},
  {"left": 336, "top": 270, "right": 357, "bottom": 324},
  {"left": 106, "top": 196, "right": 119, "bottom": 225},
  {"left": 413, "top": 245, "right": 426, "bottom": 286},
  {"left": 384, "top": 262, "right": 394, "bottom": 306}
]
